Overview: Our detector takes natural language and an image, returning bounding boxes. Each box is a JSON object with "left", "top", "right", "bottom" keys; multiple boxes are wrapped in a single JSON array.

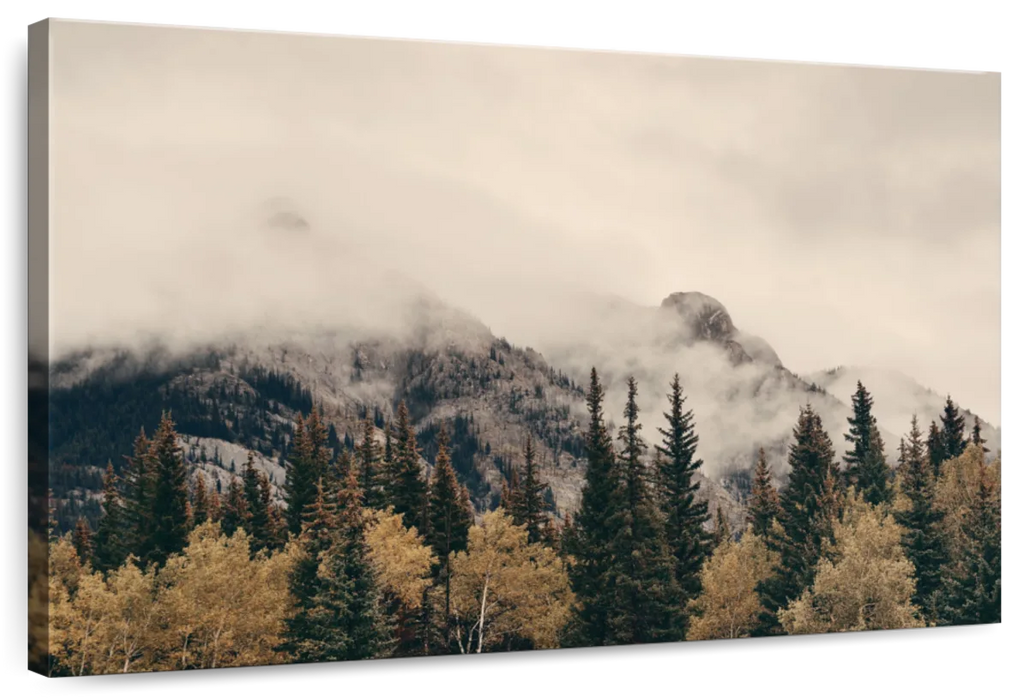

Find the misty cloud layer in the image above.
[{"left": 48, "top": 20, "right": 1000, "bottom": 424}]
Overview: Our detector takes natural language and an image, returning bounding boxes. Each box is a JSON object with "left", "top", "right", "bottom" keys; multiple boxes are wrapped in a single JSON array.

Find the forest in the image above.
[{"left": 36, "top": 369, "right": 1001, "bottom": 674}]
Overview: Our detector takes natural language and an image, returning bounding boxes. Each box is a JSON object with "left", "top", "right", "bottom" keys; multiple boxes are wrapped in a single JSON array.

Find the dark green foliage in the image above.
[
  {"left": 564, "top": 368, "right": 619, "bottom": 647},
  {"left": 427, "top": 429, "right": 474, "bottom": 649},
  {"left": 971, "top": 416, "right": 989, "bottom": 453},
  {"left": 357, "top": 418, "right": 386, "bottom": 510},
  {"left": 387, "top": 402, "right": 429, "bottom": 532},
  {"left": 285, "top": 409, "right": 332, "bottom": 536},
  {"left": 755, "top": 404, "right": 840, "bottom": 636},
  {"left": 122, "top": 429, "right": 155, "bottom": 559},
  {"left": 895, "top": 417, "right": 948, "bottom": 620},
  {"left": 842, "top": 381, "right": 890, "bottom": 505},
  {"left": 927, "top": 420, "right": 947, "bottom": 474},
  {"left": 940, "top": 396, "right": 968, "bottom": 462},
  {"left": 191, "top": 472, "right": 210, "bottom": 525},
  {"left": 605, "top": 377, "right": 686, "bottom": 644},
  {"left": 142, "top": 413, "right": 191, "bottom": 568},
  {"left": 512, "top": 435, "right": 549, "bottom": 544},
  {"left": 72, "top": 517, "right": 93, "bottom": 566},
  {"left": 939, "top": 458, "right": 1001, "bottom": 625},
  {"left": 655, "top": 373, "right": 712, "bottom": 602},
  {"left": 747, "top": 448, "right": 782, "bottom": 538},
  {"left": 220, "top": 477, "right": 248, "bottom": 539},
  {"left": 243, "top": 452, "right": 274, "bottom": 554},
  {"left": 92, "top": 462, "right": 127, "bottom": 573}
]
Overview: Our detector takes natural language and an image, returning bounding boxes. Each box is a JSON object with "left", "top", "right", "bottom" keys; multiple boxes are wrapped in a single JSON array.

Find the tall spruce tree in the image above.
[
  {"left": 748, "top": 448, "right": 782, "bottom": 538},
  {"left": 927, "top": 420, "right": 947, "bottom": 475},
  {"left": 389, "top": 402, "right": 429, "bottom": 532},
  {"left": 842, "top": 381, "right": 890, "bottom": 505},
  {"left": 895, "top": 416, "right": 948, "bottom": 620},
  {"left": 220, "top": 477, "right": 249, "bottom": 538},
  {"left": 426, "top": 428, "right": 473, "bottom": 649},
  {"left": 92, "top": 462, "right": 127, "bottom": 573},
  {"left": 243, "top": 452, "right": 273, "bottom": 554},
  {"left": 278, "top": 479, "right": 338, "bottom": 662},
  {"left": 72, "top": 517, "right": 93, "bottom": 566},
  {"left": 357, "top": 418, "right": 386, "bottom": 510},
  {"left": 122, "top": 428, "right": 155, "bottom": 559},
  {"left": 754, "top": 404, "right": 839, "bottom": 636},
  {"left": 655, "top": 373, "right": 712, "bottom": 602},
  {"left": 564, "top": 368, "right": 619, "bottom": 647},
  {"left": 285, "top": 409, "right": 332, "bottom": 536},
  {"left": 513, "top": 435, "right": 549, "bottom": 544},
  {"left": 939, "top": 459, "right": 1000, "bottom": 625},
  {"left": 940, "top": 396, "right": 968, "bottom": 462},
  {"left": 971, "top": 416, "right": 989, "bottom": 453},
  {"left": 192, "top": 472, "right": 210, "bottom": 525},
  {"left": 143, "top": 413, "right": 191, "bottom": 567},
  {"left": 606, "top": 377, "right": 686, "bottom": 644}
]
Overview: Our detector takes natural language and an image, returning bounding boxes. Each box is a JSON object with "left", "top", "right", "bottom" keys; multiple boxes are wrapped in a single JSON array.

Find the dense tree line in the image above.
[{"left": 45, "top": 375, "right": 1000, "bottom": 675}]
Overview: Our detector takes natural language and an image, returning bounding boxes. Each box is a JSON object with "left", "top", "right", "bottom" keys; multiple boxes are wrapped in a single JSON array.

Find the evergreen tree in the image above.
[
  {"left": 92, "top": 462, "right": 127, "bottom": 573},
  {"left": 220, "top": 477, "right": 248, "bottom": 538},
  {"left": 655, "top": 373, "right": 712, "bottom": 601},
  {"left": 389, "top": 402, "right": 429, "bottom": 532},
  {"left": 895, "top": 416, "right": 948, "bottom": 620},
  {"left": 122, "top": 428, "right": 154, "bottom": 558},
  {"left": 500, "top": 460, "right": 523, "bottom": 516},
  {"left": 513, "top": 435, "right": 549, "bottom": 544},
  {"left": 192, "top": 472, "right": 210, "bottom": 525},
  {"left": 939, "top": 459, "right": 1001, "bottom": 626},
  {"left": 285, "top": 409, "right": 332, "bottom": 536},
  {"left": 358, "top": 418, "right": 386, "bottom": 510},
  {"left": 940, "top": 396, "right": 968, "bottom": 462},
  {"left": 754, "top": 405, "right": 839, "bottom": 636},
  {"left": 971, "top": 416, "right": 989, "bottom": 453},
  {"left": 747, "top": 448, "right": 782, "bottom": 538},
  {"left": 606, "top": 377, "right": 686, "bottom": 644},
  {"left": 927, "top": 420, "right": 947, "bottom": 475},
  {"left": 143, "top": 413, "right": 191, "bottom": 567},
  {"left": 242, "top": 452, "right": 273, "bottom": 554},
  {"left": 842, "top": 381, "right": 890, "bottom": 505},
  {"left": 564, "top": 368, "right": 619, "bottom": 647},
  {"left": 72, "top": 517, "right": 93, "bottom": 566},
  {"left": 427, "top": 428, "right": 473, "bottom": 649}
]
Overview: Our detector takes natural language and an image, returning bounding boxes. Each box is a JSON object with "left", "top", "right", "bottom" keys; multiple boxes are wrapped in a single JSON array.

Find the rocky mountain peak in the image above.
[{"left": 660, "top": 291, "right": 738, "bottom": 343}]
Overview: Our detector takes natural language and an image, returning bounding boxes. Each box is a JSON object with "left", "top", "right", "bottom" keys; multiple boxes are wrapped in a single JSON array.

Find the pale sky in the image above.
[{"left": 48, "top": 20, "right": 1001, "bottom": 423}]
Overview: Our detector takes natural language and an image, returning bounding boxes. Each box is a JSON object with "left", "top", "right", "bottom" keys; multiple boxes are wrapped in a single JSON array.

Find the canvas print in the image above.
[{"left": 27, "top": 19, "right": 1001, "bottom": 676}]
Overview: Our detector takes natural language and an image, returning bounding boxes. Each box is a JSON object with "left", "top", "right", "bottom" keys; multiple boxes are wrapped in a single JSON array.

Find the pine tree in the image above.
[
  {"left": 513, "top": 435, "right": 549, "bottom": 544},
  {"left": 895, "top": 416, "right": 948, "bottom": 620},
  {"left": 192, "top": 472, "right": 210, "bottom": 525},
  {"left": 92, "top": 462, "right": 127, "bottom": 573},
  {"left": 122, "top": 428, "right": 155, "bottom": 559},
  {"left": 285, "top": 409, "right": 332, "bottom": 536},
  {"left": 72, "top": 517, "right": 93, "bottom": 566},
  {"left": 606, "top": 377, "right": 686, "bottom": 644},
  {"left": 500, "top": 460, "right": 523, "bottom": 516},
  {"left": 754, "top": 404, "right": 839, "bottom": 636},
  {"left": 389, "top": 402, "right": 429, "bottom": 533},
  {"left": 927, "top": 420, "right": 947, "bottom": 475},
  {"left": 971, "top": 416, "right": 989, "bottom": 453},
  {"left": 427, "top": 428, "right": 473, "bottom": 649},
  {"left": 358, "top": 418, "right": 386, "bottom": 510},
  {"left": 655, "top": 373, "right": 712, "bottom": 601},
  {"left": 940, "top": 396, "right": 968, "bottom": 462},
  {"left": 143, "top": 413, "right": 191, "bottom": 567},
  {"left": 939, "top": 458, "right": 1000, "bottom": 625},
  {"left": 747, "top": 448, "right": 782, "bottom": 538},
  {"left": 564, "top": 368, "right": 619, "bottom": 647},
  {"left": 842, "top": 381, "right": 890, "bottom": 505},
  {"left": 220, "top": 477, "right": 249, "bottom": 538},
  {"left": 242, "top": 452, "right": 273, "bottom": 554}
]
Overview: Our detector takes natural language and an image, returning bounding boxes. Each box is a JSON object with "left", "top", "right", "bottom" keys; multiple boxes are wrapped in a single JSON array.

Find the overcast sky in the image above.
[{"left": 48, "top": 20, "right": 1001, "bottom": 423}]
